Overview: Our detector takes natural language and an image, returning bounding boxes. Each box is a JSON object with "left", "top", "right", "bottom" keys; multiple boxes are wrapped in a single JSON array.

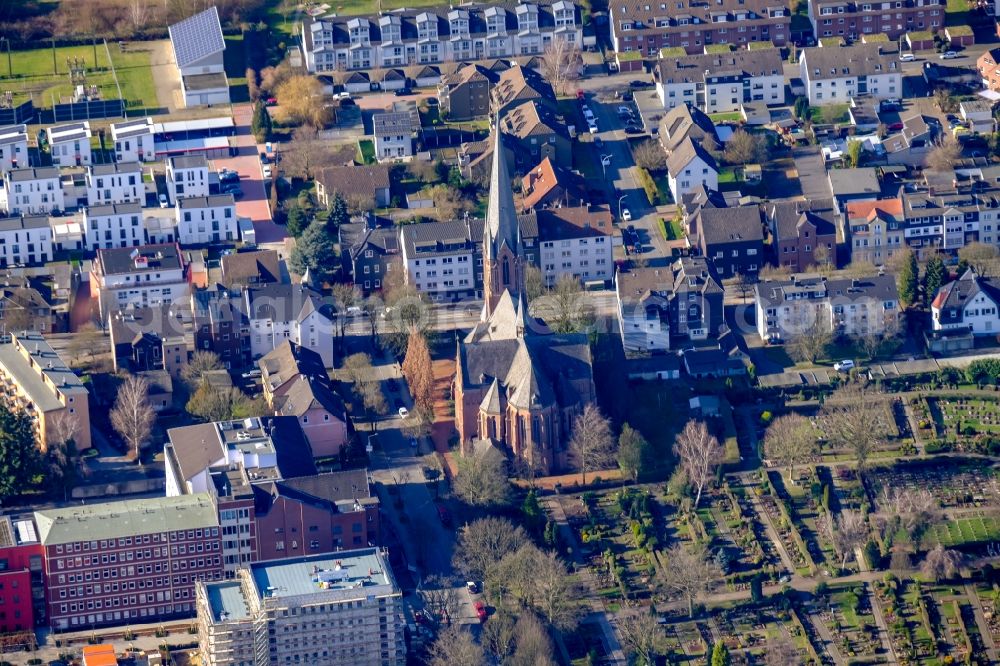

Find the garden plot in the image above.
[
  {"left": 708, "top": 603, "right": 814, "bottom": 658},
  {"left": 717, "top": 482, "right": 783, "bottom": 578},
  {"left": 814, "top": 584, "right": 884, "bottom": 661},
  {"left": 929, "top": 396, "right": 1000, "bottom": 436},
  {"left": 769, "top": 471, "right": 839, "bottom": 572}
]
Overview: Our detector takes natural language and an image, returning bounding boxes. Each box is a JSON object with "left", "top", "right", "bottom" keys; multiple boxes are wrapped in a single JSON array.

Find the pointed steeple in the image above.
[
  {"left": 486, "top": 115, "right": 521, "bottom": 258},
  {"left": 515, "top": 290, "right": 527, "bottom": 338}
]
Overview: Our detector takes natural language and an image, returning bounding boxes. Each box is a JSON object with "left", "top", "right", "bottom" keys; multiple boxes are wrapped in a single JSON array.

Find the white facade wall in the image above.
[
  {"left": 177, "top": 202, "right": 237, "bottom": 244},
  {"left": 0, "top": 137, "right": 28, "bottom": 172},
  {"left": 49, "top": 138, "right": 92, "bottom": 167},
  {"left": 100, "top": 269, "right": 189, "bottom": 311},
  {"left": 1, "top": 174, "right": 65, "bottom": 216},
  {"left": 166, "top": 163, "right": 210, "bottom": 203},
  {"left": 86, "top": 165, "right": 143, "bottom": 205},
  {"left": 933, "top": 291, "right": 1000, "bottom": 335},
  {"left": 657, "top": 81, "right": 699, "bottom": 110},
  {"left": 404, "top": 251, "right": 476, "bottom": 298},
  {"left": 248, "top": 310, "right": 335, "bottom": 368},
  {"left": 114, "top": 132, "right": 155, "bottom": 163},
  {"left": 0, "top": 223, "right": 53, "bottom": 266},
  {"left": 374, "top": 132, "right": 413, "bottom": 161},
  {"left": 539, "top": 235, "right": 612, "bottom": 286},
  {"left": 800, "top": 62, "right": 902, "bottom": 105},
  {"left": 83, "top": 208, "right": 146, "bottom": 250},
  {"left": 668, "top": 155, "right": 719, "bottom": 203}
]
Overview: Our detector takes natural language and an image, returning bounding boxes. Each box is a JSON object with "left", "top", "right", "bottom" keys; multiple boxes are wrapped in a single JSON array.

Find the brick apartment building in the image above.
[
  {"left": 610, "top": 0, "right": 790, "bottom": 57},
  {"left": 34, "top": 494, "right": 223, "bottom": 631},
  {"left": 0, "top": 516, "right": 45, "bottom": 633},
  {"left": 807, "top": 0, "right": 945, "bottom": 41},
  {"left": 978, "top": 47, "right": 1000, "bottom": 93}
]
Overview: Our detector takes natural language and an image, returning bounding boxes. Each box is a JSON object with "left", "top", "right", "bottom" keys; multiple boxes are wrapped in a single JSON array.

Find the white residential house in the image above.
[
  {"left": 931, "top": 269, "right": 1000, "bottom": 336},
  {"left": 655, "top": 49, "right": 785, "bottom": 113},
  {"left": 959, "top": 100, "right": 996, "bottom": 134},
  {"left": 169, "top": 7, "right": 230, "bottom": 107},
  {"left": 373, "top": 112, "right": 414, "bottom": 161},
  {"left": 166, "top": 154, "right": 210, "bottom": 203},
  {"left": 799, "top": 44, "right": 901, "bottom": 105},
  {"left": 111, "top": 117, "right": 155, "bottom": 163},
  {"left": 244, "top": 284, "right": 336, "bottom": 367},
  {"left": 535, "top": 205, "right": 614, "bottom": 286},
  {"left": 0, "top": 167, "right": 64, "bottom": 216},
  {"left": 0, "top": 216, "right": 53, "bottom": 266},
  {"left": 400, "top": 219, "right": 479, "bottom": 301},
  {"left": 176, "top": 194, "right": 237, "bottom": 245},
  {"left": 85, "top": 162, "right": 143, "bottom": 206},
  {"left": 615, "top": 267, "right": 671, "bottom": 355},
  {"left": 83, "top": 202, "right": 146, "bottom": 250},
  {"left": 46, "top": 122, "right": 92, "bottom": 167},
  {"left": 754, "top": 272, "right": 900, "bottom": 342},
  {"left": 90, "top": 243, "right": 188, "bottom": 317},
  {"left": 666, "top": 138, "right": 719, "bottom": 204},
  {"left": 0, "top": 124, "right": 29, "bottom": 172}
]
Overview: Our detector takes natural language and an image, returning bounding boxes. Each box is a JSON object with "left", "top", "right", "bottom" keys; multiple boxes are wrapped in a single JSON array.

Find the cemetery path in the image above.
[
  {"left": 737, "top": 472, "right": 799, "bottom": 576},
  {"left": 805, "top": 608, "right": 848, "bottom": 666},
  {"left": 963, "top": 582, "right": 1000, "bottom": 663},
  {"left": 864, "top": 582, "right": 899, "bottom": 665}
]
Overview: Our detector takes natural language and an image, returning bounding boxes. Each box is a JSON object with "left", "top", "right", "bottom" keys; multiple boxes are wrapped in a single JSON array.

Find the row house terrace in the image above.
[
  {"left": 808, "top": 0, "right": 945, "bottom": 41},
  {"left": 611, "top": 0, "right": 789, "bottom": 57},
  {"left": 301, "top": 0, "right": 580, "bottom": 72}
]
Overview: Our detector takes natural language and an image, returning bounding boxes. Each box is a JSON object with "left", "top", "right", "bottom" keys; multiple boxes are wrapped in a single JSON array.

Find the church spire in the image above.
[{"left": 485, "top": 115, "right": 521, "bottom": 258}]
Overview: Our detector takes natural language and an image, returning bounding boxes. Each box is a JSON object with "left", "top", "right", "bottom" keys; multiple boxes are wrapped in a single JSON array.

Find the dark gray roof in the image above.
[
  {"left": 281, "top": 469, "right": 374, "bottom": 503},
  {"left": 244, "top": 284, "right": 334, "bottom": 323},
  {"left": 86, "top": 202, "right": 143, "bottom": 217},
  {"left": 755, "top": 272, "right": 899, "bottom": 307},
  {"left": 657, "top": 48, "right": 783, "bottom": 85},
  {"left": 350, "top": 227, "right": 400, "bottom": 261},
  {"left": 169, "top": 6, "right": 225, "bottom": 68},
  {"left": 695, "top": 206, "right": 763, "bottom": 245},
  {"left": 932, "top": 269, "right": 1000, "bottom": 326},
  {"left": 802, "top": 43, "right": 900, "bottom": 81},
  {"left": 169, "top": 154, "right": 209, "bottom": 169},
  {"left": 401, "top": 219, "right": 483, "bottom": 257},
  {"left": 316, "top": 164, "right": 391, "bottom": 198},
  {"left": 767, "top": 199, "right": 837, "bottom": 242},
  {"left": 221, "top": 249, "right": 281, "bottom": 287},
  {"left": 7, "top": 167, "right": 59, "bottom": 182},
  {"left": 89, "top": 162, "right": 142, "bottom": 176},
  {"left": 177, "top": 194, "right": 235, "bottom": 209},
  {"left": 108, "top": 304, "right": 187, "bottom": 347},
  {"left": 828, "top": 168, "right": 881, "bottom": 198},
  {"left": 97, "top": 243, "right": 183, "bottom": 275},
  {"left": 666, "top": 137, "right": 717, "bottom": 177},
  {"left": 0, "top": 216, "right": 50, "bottom": 232}
]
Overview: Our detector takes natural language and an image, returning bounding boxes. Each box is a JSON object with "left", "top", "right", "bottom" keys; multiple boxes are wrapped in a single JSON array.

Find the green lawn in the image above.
[
  {"left": 357, "top": 139, "right": 376, "bottom": 164},
  {"left": 709, "top": 111, "right": 743, "bottom": 123},
  {"left": 945, "top": 0, "right": 969, "bottom": 26},
  {"left": 316, "top": 0, "right": 447, "bottom": 15},
  {"left": 0, "top": 43, "right": 155, "bottom": 112},
  {"left": 224, "top": 35, "right": 250, "bottom": 104},
  {"left": 809, "top": 104, "right": 851, "bottom": 125}
]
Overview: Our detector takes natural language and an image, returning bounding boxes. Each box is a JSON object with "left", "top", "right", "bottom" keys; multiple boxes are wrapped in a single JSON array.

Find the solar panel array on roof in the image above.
[{"left": 169, "top": 6, "right": 226, "bottom": 69}]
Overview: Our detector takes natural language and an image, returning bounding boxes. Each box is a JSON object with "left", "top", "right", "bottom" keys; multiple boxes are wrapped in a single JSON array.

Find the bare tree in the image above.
[
  {"left": 763, "top": 414, "right": 817, "bottom": 482},
  {"left": 181, "top": 349, "right": 222, "bottom": 387},
  {"left": 427, "top": 625, "right": 484, "bottom": 666},
  {"left": 66, "top": 323, "right": 106, "bottom": 367},
  {"left": 820, "top": 383, "right": 891, "bottom": 477},
  {"left": 880, "top": 487, "right": 939, "bottom": 532},
  {"left": 532, "top": 550, "right": 583, "bottom": 631},
  {"left": 926, "top": 135, "right": 961, "bottom": 172},
  {"left": 452, "top": 517, "right": 527, "bottom": 583},
  {"left": 109, "top": 374, "right": 155, "bottom": 466},
  {"left": 673, "top": 420, "right": 723, "bottom": 508},
  {"left": 616, "top": 610, "right": 667, "bottom": 665},
  {"left": 428, "top": 184, "right": 472, "bottom": 222},
  {"left": 127, "top": 0, "right": 150, "bottom": 33},
  {"left": 536, "top": 274, "right": 594, "bottom": 334},
  {"left": 857, "top": 315, "right": 900, "bottom": 361},
  {"left": 831, "top": 510, "right": 869, "bottom": 569},
  {"left": 510, "top": 611, "right": 556, "bottom": 666},
  {"left": 632, "top": 139, "right": 667, "bottom": 171},
  {"left": 283, "top": 126, "right": 327, "bottom": 180},
  {"left": 733, "top": 272, "right": 755, "bottom": 305},
  {"left": 332, "top": 283, "right": 362, "bottom": 337},
  {"left": 482, "top": 611, "right": 517, "bottom": 663},
  {"left": 920, "top": 544, "right": 964, "bottom": 582},
  {"left": 48, "top": 410, "right": 81, "bottom": 452},
  {"left": 539, "top": 39, "right": 581, "bottom": 96},
  {"left": 659, "top": 543, "right": 722, "bottom": 617},
  {"left": 454, "top": 445, "right": 512, "bottom": 507},
  {"left": 958, "top": 242, "right": 1000, "bottom": 278},
  {"left": 568, "top": 404, "right": 616, "bottom": 485},
  {"left": 724, "top": 130, "right": 768, "bottom": 165},
  {"left": 788, "top": 319, "right": 833, "bottom": 364},
  {"left": 418, "top": 574, "right": 463, "bottom": 626},
  {"left": 524, "top": 264, "right": 546, "bottom": 304},
  {"left": 275, "top": 75, "right": 331, "bottom": 128}
]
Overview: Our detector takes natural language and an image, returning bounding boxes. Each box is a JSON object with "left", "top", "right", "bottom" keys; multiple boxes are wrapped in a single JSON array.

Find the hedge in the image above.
[{"left": 635, "top": 166, "right": 663, "bottom": 206}]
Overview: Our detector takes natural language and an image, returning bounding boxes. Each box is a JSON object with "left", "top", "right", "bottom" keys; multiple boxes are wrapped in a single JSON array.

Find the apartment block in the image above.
[
  {"left": 176, "top": 194, "right": 238, "bottom": 245},
  {"left": 192, "top": 287, "right": 251, "bottom": 370},
  {"left": 799, "top": 43, "right": 902, "bottom": 105},
  {"left": 808, "top": 0, "right": 944, "bottom": 41},
  {"left": 166, "top": 155, "right": 211, "bottom": 204},
  {"left": 244, "top": 284, "right": 336, "bottom": 368},
  {"left": 528, "top": 205, "right": 614, "bottom": 286},
  {"left": 34, "top": 494, "right": 223, "bottom": 631},
  {"left": 110, "top": 117, "right": 156, "bottom": 163},
  {"left": 401, "top": 219, "right": 484, "bottom": 300},
  {"left": 0, "top": 331, "right": 90, "bottom": 450},
  {"left": 655, "top": 48, "right": 785, "bottom": 113},
  {"left": 0, "top": 216, "right": 54, "bottom": 267},
  {"left": 91, "top": 243, "right": 188, "bottom": 317},
  {"left": 610, "top": 0, "right": 789, "bottom": 57},
  {"left": 46, "top": 122, "right": 92, "bottom": 167},
  {"left": 83, "top": 202, "right": 146, "bottom": 251},
  {"left": 301, "top": 1, "right": 580, "bottom": 72},
  {"left": 754, "top": 272, "right": 900, "bottom": 342},
  {"left": 196, "top": 549, "right": 405, "bottom": 666},
  {"left": 0, "top": 167, "right": 64, "bottom": 216},
  {"left": 86, "top": 162, "right": 143, "bottom": 206}
]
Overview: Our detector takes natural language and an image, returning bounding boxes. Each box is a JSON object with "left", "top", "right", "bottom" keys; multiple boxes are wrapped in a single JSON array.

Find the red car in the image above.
[
  {"left": 888, "top": 122, "right": 904, "bottom": 131},
  {"left": 576, "top": 89, "right": 585, "bottom": 100},
  {"left": 474, "top": 601, "right": 488, "bottom": 623},
  {"left": 265, "top": 97, "right": 278, "bottom": 106}
]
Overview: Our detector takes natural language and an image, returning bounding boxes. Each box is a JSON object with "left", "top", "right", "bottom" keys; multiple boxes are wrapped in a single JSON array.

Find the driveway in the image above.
[
  {"left": 210, "top": 103, "right": 286, "bottom": 245},
  {"left": 145, "top": 39, "right": 180, "bottom": 114}
]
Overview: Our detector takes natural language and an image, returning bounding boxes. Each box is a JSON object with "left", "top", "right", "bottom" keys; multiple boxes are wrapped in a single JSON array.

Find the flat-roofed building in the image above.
[
  {"left": 83, "top": 202, "right": 145, "bottom": 250},
  {"left": 0, "top": 167, "right": 64, "bottom": 216},
  {"left": 0, "top": 515, "right": 45, "bottom": 633},
  {"left": 0, "top": 124, "right": 29, "bottom": 172},
  {"left": 196, "top": 548, "right": 405, "bottom": 666},
  {"left": 0, "top": 331, "right": 90, "bottom": 450},
  {"left": 85, "top": 162, "right": 143, "bottom": 206},
  {"left": 35, "top": 493, "right": 223, "bottom": 631},
  {"left": 46, "top": 122, "right": 92, "bottom": 167},
  {"left": 91, "top": 243, "right": 188, "bottom": 317},
  {"left": 111, "top": 117, "right": 155, "bottom": 163}
]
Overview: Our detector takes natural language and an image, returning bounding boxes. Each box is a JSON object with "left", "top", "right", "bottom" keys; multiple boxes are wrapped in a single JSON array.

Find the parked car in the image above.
[
  {"left": 265, "top": 97, "right": 278, "bottom": 106},
  {"left": 223, "top": 186, "right": 243, "bottom": 198},
  {"left": 621, "top": 208, "right": 632, "bottom": 222},
  {"left": 630, "top": 79, "right": 653, "bottom": 89},
  {"left": 398, "top": 406, "right": 409, "bottom": 418},
  {"left": 576, "top": 89, "right": 585, "bottom": 100},
  {"left": 833, "top": 359, "right": 855, "bottom": 372},
  {"left": 939, "top": 51, "right": 958, "bottom": 59},
  {"left": 262, "top": 165, "right": 272, "bottom": 179},
  {"left": 466, "top": 581, "right": 480, "bottom": 594},
  {"left": 899, "top": 52, "right": 916, "bottom": 62},
  {"left": 158, "top": 193, "right": 169, "bottom": 208},
  {"left": 259, "top": 151, "right": 268, "bottom": 164},
  {"left": 219, "top": 169, "right": 240, "bottom": 183},
  {"left": 588, "top": 122, "right": 598, "bottom": 134},
  {"left": 394, "top": 87, "right": 412, "bottom": 96},
  {"left": 617, "top": 105, "right": 632, "bottom": 116},
  {"left": 241, "top": 369, "right": 262, "bottom": 379},
  {"left": 624, "top": 124, "right": 644, "bottom": 135},
  {"left": 594, "top": 137, "right": 604, "bottom": 149},
  {"left": 474, "top": 601, "right": 488, "bottom": 623}
]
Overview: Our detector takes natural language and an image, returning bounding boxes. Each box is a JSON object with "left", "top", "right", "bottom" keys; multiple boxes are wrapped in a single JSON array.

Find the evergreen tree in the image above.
[
  {"left": 897, "top": 249, "right": 919, "bottom": 307},
  {"left": 251, "top": 101, "right": 273, "bottom": 143},
  {"left": 286, "top": 205, "right": 309, "bottom": 237},
  {"left": 521, "top": 490, "right": 545, "bottom": 536},
  {"left": 0, "top": 404, "right": 42, "bottom": 503},
  {"left": 327, "top": 192, "right": 350, "bottom": 231},
  {"left": 923, "top": 254, "right": 946, "bottom": 305},
  {"left": 711, "top": 642, "right": 730, "bottom": 666},
  {"left": 289, "top": 220, "right": 337, "bottom": 283}
]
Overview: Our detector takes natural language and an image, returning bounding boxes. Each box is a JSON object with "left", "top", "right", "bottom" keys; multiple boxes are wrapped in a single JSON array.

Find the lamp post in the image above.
[
  {"left": 600, "top": 154, "right": 612, "bottom": 180},
  {"left": 617, "top": 194, "right": 627, "bottom": 221}
]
